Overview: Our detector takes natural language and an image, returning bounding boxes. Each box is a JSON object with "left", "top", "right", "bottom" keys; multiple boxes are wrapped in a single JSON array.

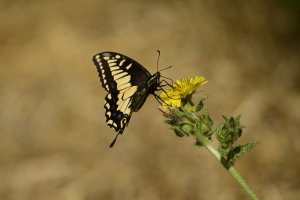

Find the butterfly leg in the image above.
[
  {"left": 156, "top": 86, "right": 180, "bottom": 100},
  {"left": 159, "top": 79, "right": 173, "bottom": 88},
  {"left": 161, "top": 76, "right": 173, "bottom": 86},
  {"left": 153, "top": 93, "right": 174, "bottom": 108},
  {"left": 153, "top": 94, "right": 164, "bottom": 106}
]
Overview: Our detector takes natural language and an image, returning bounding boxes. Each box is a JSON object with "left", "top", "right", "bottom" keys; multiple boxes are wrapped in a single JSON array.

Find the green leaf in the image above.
[
  {"left": 216, "top": 115, "right": 257, "bottom": 165},
  {"left": 216, "top": 116, "right": 243, "bottom": 153},
  {"left": 227, "top": 142, "right": 258, "bottom": 165}
]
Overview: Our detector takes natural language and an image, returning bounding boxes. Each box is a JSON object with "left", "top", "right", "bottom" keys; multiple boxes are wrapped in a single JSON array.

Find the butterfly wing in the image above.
[{"left": 93, "top": 52, "right": 151, "bottom": 134}]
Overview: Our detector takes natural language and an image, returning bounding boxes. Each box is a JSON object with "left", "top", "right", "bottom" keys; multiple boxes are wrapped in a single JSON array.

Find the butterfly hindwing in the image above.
[
  {"left": 93, "top": 52, "right": 154, "bottom": 134},
  {"left": 104, "top": 93, "right": 131, "bottom": 133}
]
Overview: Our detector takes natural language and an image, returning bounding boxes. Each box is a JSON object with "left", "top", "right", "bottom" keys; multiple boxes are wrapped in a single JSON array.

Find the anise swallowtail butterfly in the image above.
[{"left": 93, "top": 52, "right": 165, "bottom": 147}]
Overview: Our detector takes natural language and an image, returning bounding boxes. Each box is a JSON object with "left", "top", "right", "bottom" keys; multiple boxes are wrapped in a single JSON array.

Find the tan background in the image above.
[{"left": 1, "top": 0, "right": 299, "bottom": 199}]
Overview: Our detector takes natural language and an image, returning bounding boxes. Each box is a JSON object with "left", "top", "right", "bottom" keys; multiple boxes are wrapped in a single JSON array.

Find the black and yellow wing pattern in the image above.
[{"left": 93, "top": 52, "right": 161, "bottom": 146}]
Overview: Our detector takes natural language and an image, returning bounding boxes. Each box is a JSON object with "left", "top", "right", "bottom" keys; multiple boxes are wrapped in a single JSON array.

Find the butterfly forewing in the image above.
[{"left": 93, "top": 52, "right": 157, "bottom": 134}]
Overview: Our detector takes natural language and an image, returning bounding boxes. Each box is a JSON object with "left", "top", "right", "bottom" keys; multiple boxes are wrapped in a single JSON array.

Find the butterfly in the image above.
[{"left": 93, "top": 51, "right": 168, "bottom": 147}]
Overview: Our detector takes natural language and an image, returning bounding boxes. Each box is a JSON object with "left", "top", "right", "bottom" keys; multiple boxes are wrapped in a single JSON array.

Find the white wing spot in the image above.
[
  {"left": 126, "top": 63, "right": 132, "bottom": 70},
  {"left": 108, "top": 63, "right": 116, "bottom": 67},
  {"left": 120, "top": 118, "right": 127, "bottom": 128},
  {"left": 107, "top": 111, "right": 111, "bottom": 117},
  {"left": 107, "top": 60, "right": 117, "bottom": 63},
  {"left": 103, "top": 56, "right": 110, "bottom": 60},
  {"left": 111, "top": 70, "right": 123, "bottom": 75},
  {"left": 115, "top": 75, "right": 130, "bottom": 84},
  {"left": 110, "top": 66, "right": 120, "bottom": 71},
  {"left": 115, "top": 55, "right": 121, "bottom": 59},
  {"left": 122, "top": 86, "right": 137, "bottom": 100},
  {"left": 117, "top": 82, "right": 131, "bottom": 90},
  {"left": 117, "top": 98, "right": 131, "bottom": 115},
  {"left": 120, "top": 59, "right": 126, "bottom": 66},
  {"left": 114, "top": 72, "right": 128, "bottom": 80}
]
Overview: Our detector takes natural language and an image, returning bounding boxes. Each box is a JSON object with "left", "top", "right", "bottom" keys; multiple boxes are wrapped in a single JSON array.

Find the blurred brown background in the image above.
[{"left": 0, "top": 0, "right": 299, "bottom": 199}]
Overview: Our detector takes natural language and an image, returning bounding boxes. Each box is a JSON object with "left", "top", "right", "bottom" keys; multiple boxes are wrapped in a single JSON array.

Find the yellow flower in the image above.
[{"left": 160, "top": 76, "right": 207, "bottom": 108}]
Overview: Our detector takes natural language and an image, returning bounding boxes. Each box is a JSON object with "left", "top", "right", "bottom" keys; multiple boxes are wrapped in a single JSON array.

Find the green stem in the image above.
[
  {"left": 227, "top": 166, "right": 259, "bottom": 200},
  {"left": 194, "top": 131, "right": 259, "bottom": 200}
]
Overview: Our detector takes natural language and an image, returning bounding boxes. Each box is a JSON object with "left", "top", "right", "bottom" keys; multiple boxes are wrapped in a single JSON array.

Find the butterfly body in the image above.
[
  {"left": 131, "top": 72, "right": 160, "bottom": 112},
  {"left": 93, "top": 52, "right": 161, "bottom": 136}
]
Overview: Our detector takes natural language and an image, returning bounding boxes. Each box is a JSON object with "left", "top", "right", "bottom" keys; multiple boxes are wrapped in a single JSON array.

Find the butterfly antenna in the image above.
[
  {"left": 156, "top": 50, "right": 161, "bottom": 72},
  {"left": 156, "top": 50, "right": 172, "bottom": 72},
  {"left": 159, "top": 65, "right": 172, "bottom": 73},
  {"left": 109, "top": 133, "right": 120, "bottom": 148}
]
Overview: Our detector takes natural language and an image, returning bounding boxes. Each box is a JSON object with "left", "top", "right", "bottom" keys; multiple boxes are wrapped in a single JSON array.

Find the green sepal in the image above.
[
  {"left": 195, "top": 139, "right": 204, "bottom": 146},
  {"left": 195, "top": 97, "right": 206, "bottom": 112},
  {"left": 173, "top": 126, "right": 186, "bottom": 137},
  {"left": 200, "top": 110, "right": 213, "bottom": 137}
]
